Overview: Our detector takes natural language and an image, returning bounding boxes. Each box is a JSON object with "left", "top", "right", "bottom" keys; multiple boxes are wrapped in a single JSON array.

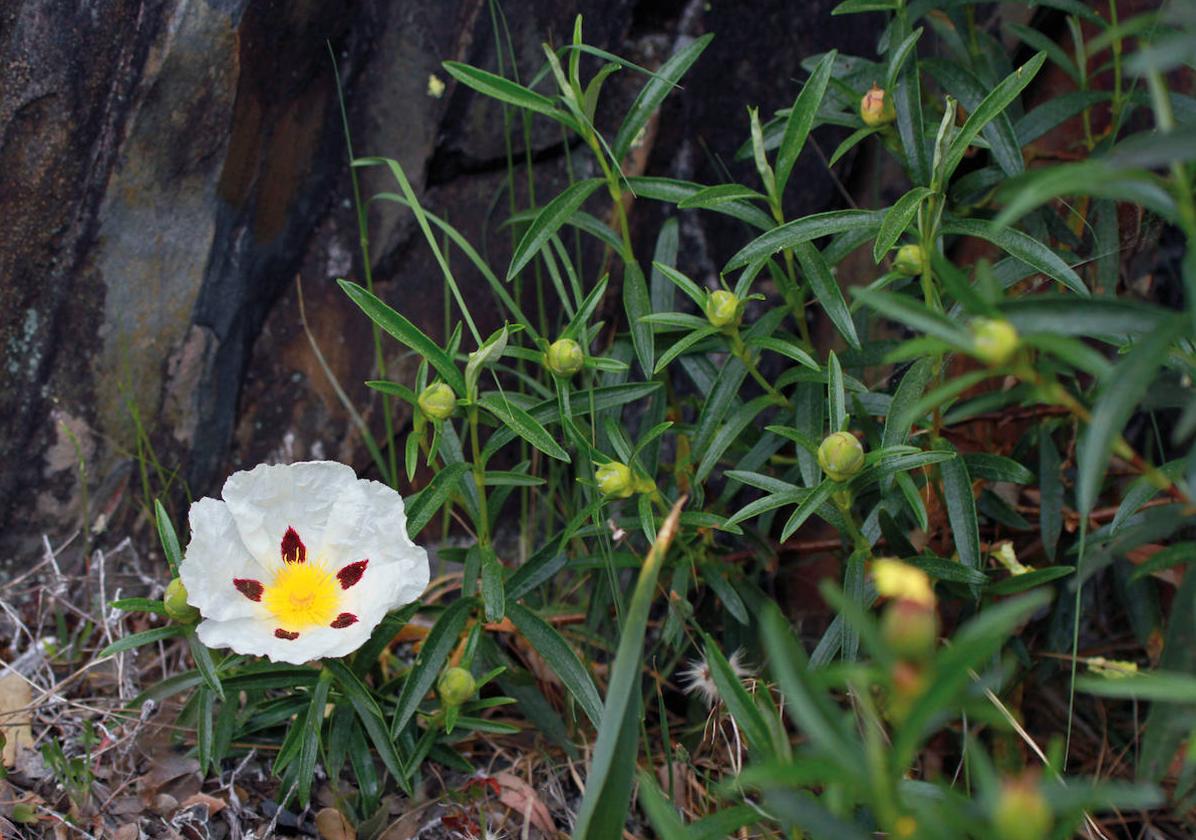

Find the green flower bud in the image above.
[
  {"left": 596, "top": 461, "right": 635, "bottom": 498},
  {"left": 545, "top": 338, "right": 585, "bottom": 377},
  {"left": 817, "top": 432, "right": 865, "bottom": 482},
  {"left": 704, "top": 290, "right": 743, "bottom": 330},
  {"left": 860, "top": 83, "right": 896, "bottom": 127},
  {"left": 418, "top": 382, "right": 457, "bottom": 421},
  {"left": 993, "top": 777, "right": 1052, "bottom": 840},
  {"left": 881, "top": 598, "right": 940, "bottom": 661},
  {"left": 164, "top": 577, "right": 199, "bottom": 624},
  {"left": 894, "top": 243, "right": 925, "bottom": 276},
  {"left": 437, "top": 666, "right": 476, "bottom": 706},
  {"left": 970, "top": 317, "right": 1019, "bottom": 367}
]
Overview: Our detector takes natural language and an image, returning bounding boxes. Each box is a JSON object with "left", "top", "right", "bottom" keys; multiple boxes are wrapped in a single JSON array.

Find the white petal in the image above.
[
  {"left": 337, "top": 557, "right": 427, "bottom": 625},
  {"left": 196, "top": 611, "right": 374, "bottom": 665},
  {"left": 318, "top": 478, "right": 429, "bottom": 607},
  {"left": 179, "top": 498, "right": 267, "bottom": 621},
  {"left": 221, "top": 461, "right": 358, "bottom": 565}
]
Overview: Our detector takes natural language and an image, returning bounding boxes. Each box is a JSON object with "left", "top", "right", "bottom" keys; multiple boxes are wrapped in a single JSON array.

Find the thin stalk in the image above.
[
  {"left": 468, "top": 406, "right": 492, "bottom": 550},
  {"left": 330, "top": 44, "right": 397, "bottom": 487}
]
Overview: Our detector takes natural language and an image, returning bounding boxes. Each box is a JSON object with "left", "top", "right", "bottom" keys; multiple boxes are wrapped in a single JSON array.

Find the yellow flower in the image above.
[{"left": 872, "top": 558, "right": 935, "bottom": 607}]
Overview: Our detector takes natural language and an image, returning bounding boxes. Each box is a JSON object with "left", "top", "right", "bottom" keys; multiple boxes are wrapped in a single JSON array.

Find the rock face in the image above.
[{"left": 0, "top": 0, "right": 865, "bottom": 559}]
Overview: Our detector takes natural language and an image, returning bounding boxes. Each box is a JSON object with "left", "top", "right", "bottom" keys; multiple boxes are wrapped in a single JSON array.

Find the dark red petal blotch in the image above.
[
  {"left": 274, "top": 629, "right": 300, "bottom": 640},
  {"left": 331, "top": 612, "right": 359, "bottom": 629},
  {"left": 280, "top": 526, "right": 306, "bottom": 564},
  {"left": 233, "top": 578, "right": 264, "bottom": 601},
  {"left": 336, "top": 559, "right": 368, "bottom": 589}
]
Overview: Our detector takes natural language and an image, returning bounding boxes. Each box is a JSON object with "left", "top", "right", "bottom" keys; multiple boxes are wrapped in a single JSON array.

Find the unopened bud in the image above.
[
  {"left": 164, "top": 577, "right": 200, "bottom": 624},
  {"left": 881, "top": 598, "right": 939, "bottom": 661},
  {"left": 817, "top": 432, "right": 865, "bottom": 482},
  {"left": 860, "top": 83, "right": 896, "bottom": 127},
  {"left": 596, "top": 461, "right": 635, "bottom": 498},
  {"left": 418, "top": 382, "right": 457, "bottom": 421},
  {"left": 993, "top": 777, "right": 1052, "bottom": 840},
  {"left": 545, "top": 338, "right": 585, "bottom": 377},
  {"left": 437, "top": 666, "right": 477, "bottom": 706},
  {"left": 970, "top": 318, "right": 1019, "bottom": 367},
  {"left": 894, "top": 243, "right": 925, "bottom": 276},
  {"left": 704, "top": 290, "right": 743, "bottom": 330}
]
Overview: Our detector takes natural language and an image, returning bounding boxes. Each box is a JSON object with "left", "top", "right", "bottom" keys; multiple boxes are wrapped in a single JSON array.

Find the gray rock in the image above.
[{"left": 0, "top": 0, "right": 869, "bottom": 561}]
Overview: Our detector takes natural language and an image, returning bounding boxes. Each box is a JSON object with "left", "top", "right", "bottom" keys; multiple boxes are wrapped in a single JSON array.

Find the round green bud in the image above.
[
  {"left": 704, "top": 290, "right": 743, "bottom": 330},
  {"left": 817, "top": 432, "right": 865, "bottom": 483},
  {"left": 881, "top": 599, "right": 940, "bottom": 662},
  {"left": 596, "top": 461, "right": 635, "bottom": 498},
  {"left": 418, "top": 382, "right": 457, "bottom": 421},
  {"left": 970, "top": 318, "right": 1020, "bottom": 367},
  {"left": 437, "top": 666, "right": 476, "bottom": 707},
  {"left": 894, "top": 243, "right": 925, "bottom": 277},
  {"left": 164, "top": 577, "right": 200, "bottom": 624},
  {"left": 993, "top": 778, "right": 1052, "bottom": 840},
  {"left": 860, "top": 84, "right": 896, "bottom": 127},
  {"left": 545, "top": 338, "right": 585, "bottom": 377}
]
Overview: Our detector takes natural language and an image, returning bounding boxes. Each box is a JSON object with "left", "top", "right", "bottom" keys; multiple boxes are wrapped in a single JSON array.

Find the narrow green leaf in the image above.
[
  {"left": 405, "top": 463, "right": 469, "bottom": 536},
  {"left": 187, "top": 629, "right": 224, "bottom": 701},
  {"left": 725, "top": 210, "right": 883, "bottom": 271},
  {"left": 477, "top": 391, "right": 571, "bottom": 462},
  {"left": 324, "top": 659, "right": 407, "bottom": 785},
  {"left": 936, "top": 442, "right": 981, "bottom": 571},
  {"left": 155, "top": 499, "right": 183, "bottom": 575},
  {"left": 296, "top": 671, "right": 333, "bottom": 806},
  {"left": 99, "top": 624, "right": 186, "bottom": 658},
  {"left": 110, "top": 598, "right": 168, "bottom": 616},
  {"left": 852, "top": 287, "right": 973, "bottom": 349},
  {"left": 873, "top": 187, "right": 933, "bottom": 262},
  {"left": 703, "top": 635, "right": 774, "bottom": 756},
  {"left": 795, "top": 243, "right": 860, "bottom": 349},
  {"left": 442, "top": 61, "right": 576, "bottom": 129},
  {"left": 508, "top": 179, "right": 603, "bottom": 281},
  {"left": 636, "top": 772, "right": 688, "bottom": 839},
  {"left": 696, "top": 395, "right": 776, "bottom": 482},
  {"left": 760, "top": 603, "right": 859, "bottom": 767},
  {"left": 339, "top": 280, "right": 465, "bottom": 394},
  {"left": 676, "top": 183, "right": 768, "bottom": 208},
  {"left": 614, "top": 35, "right": 714, "bottom": 161},
  {"left": 942, "top": 52, "right": 1046, "bottom": 183},
  {"left": 653, "top": 326, "right": 720, "bottom": 373},
  {"left": 574, "top": 502, "right": 685, "bottom": 838},
  {"left": 507, "top": 602, "right": 602, "bottom": 727},
  {"left": 776, "top": 50, "right": 837, "bottom": 193},
  {"left": 623, "top": 261, "right": 654, "bottom": 376},
  {"left": 827, "top": 351, "right": 846, "bottom": 433},
  {"left": 780, "top": 480, "right": 835, "bottom": 541},
  {"left": 1076, "top": 316, "right": 1186, "bottom": 516},
  {"left": 942, "top": 218, "right": 1088, "bottom": 296},
  {"left": 391, "top": 598, "right": 474, "bottom": 737}
]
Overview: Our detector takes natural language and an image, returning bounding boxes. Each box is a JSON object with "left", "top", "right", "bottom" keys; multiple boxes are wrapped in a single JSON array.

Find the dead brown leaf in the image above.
[
  {"left": 179, "top": 792, "right": 226, "bottom": 816},
  {"left": 493, "top": 771, "right": 555, "bottom": 835},
  {"left": 315, "top": 806, "right": 356, "bottom": 840},
  {"left": 0, "top": 672, "right": 33, "bottom": 767}
]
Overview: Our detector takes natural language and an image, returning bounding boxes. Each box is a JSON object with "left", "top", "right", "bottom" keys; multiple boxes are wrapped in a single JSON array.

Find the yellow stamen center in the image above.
[{"left": 262, "top": 562, "right": 340, "bottom": 630}]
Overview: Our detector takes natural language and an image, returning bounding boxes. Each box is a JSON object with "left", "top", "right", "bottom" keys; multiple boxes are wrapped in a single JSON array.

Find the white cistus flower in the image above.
[{"left": 179, "top": 461, "right": 429, "bottom": 665}]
